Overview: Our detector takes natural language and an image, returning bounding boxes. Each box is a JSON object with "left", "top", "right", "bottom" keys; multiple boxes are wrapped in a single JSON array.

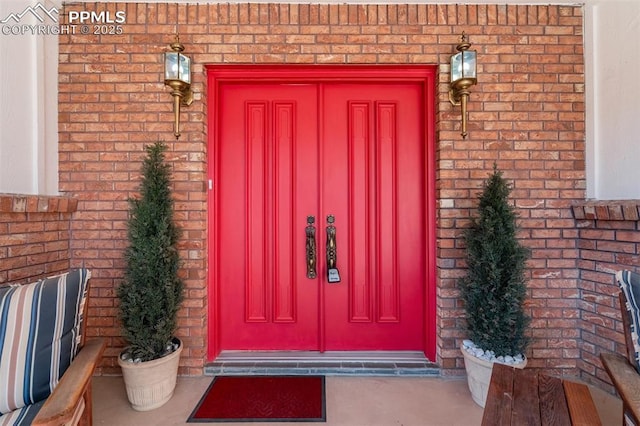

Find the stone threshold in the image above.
[{"left": 205, "top": 351, "right": 440, "bottom": 377}]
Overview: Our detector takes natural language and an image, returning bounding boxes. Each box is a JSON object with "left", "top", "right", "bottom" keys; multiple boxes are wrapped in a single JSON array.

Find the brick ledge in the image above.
[
  {"left": 0, "top": 193, "right": 78, "bottom": 213},
  {"left": 572, "top": 200, "right": 640, "bottom": 221}
]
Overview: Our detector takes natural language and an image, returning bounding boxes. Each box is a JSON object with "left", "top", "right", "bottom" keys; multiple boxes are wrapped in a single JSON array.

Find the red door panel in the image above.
[
  {"left": 217, "top": 83, "right": 320, "bottom": 350},
  {"left": 321, "top": 84, "right": 425, "bottom": 350}
]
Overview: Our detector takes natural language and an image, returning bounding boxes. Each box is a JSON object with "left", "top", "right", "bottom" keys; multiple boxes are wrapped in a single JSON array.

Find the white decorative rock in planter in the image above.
[
  {"left": 461, "top": 342, "right": 527, "bottom": 407},
  {"left": 118, "top": 338, "right": 183, "bottom": 411}
]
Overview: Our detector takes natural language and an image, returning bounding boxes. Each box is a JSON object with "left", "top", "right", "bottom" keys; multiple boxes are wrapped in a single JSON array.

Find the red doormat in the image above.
[{"left": 188, "top": 376, "right": 326, "bottom": 423}]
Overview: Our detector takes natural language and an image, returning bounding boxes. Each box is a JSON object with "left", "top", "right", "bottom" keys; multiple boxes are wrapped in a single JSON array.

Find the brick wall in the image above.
[
  {"left": 0, "top": 194, "right": 77, "bottom": 284},
  {"left": 58, "top": 3, "right": 585, "bottom": 376},
  {"left": 572, "top": 201, "right": 640, "bottom": 392}
]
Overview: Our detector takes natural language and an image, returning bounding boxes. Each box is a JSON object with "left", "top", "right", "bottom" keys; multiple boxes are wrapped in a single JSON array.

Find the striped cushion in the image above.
[
  {"left": 617, "top": 270, "right": 640, "bottom": 373},
  {"left": 0, "top": 400, "right": 45, "bottom": 426},
  {"left": 0, "top": 269, "right": 90, "bottom": 415}
]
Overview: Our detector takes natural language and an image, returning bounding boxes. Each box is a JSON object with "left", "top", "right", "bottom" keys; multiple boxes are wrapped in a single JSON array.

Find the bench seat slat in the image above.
[
  {"left": 481, "top": 363, "right": 514, "bottom": 426},
  {"left": 538, "top": 374, "right": 570, "bottom": 426},
  {"left": 563, "top": 380, "right": 602, "bottom": 426},
  {"left": 512, "top": 368, "right": 541, "bottom": 425}
]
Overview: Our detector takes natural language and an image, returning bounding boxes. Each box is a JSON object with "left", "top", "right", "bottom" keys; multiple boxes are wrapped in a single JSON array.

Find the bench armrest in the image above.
[
  {"left": 601, "top": 352, "right": 640, "bottom": 424},
  {"left": 32, "top": 338, "right": 106, "bottom": 426}
]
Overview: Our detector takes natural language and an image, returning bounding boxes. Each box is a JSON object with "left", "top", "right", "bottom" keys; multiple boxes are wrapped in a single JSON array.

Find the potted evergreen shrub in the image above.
[
  {"left": 117, "top": 142, "right": 184, "bottom": 411},
  {"left": 459, "top": 164, "right": 530, "bottom": 407}
]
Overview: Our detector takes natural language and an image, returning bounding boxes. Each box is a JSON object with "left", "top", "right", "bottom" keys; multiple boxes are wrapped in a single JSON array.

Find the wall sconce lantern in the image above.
[
  {"left": 164, "top": 34, "right": 193, "bottom": 139},
  {"left": 449, "top": 32, "right": 477, "bottom": 139}
]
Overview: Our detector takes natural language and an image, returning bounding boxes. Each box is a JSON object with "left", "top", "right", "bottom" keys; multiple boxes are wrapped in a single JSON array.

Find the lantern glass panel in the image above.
[
  {"left": 178, "top": 54, "right": 191, "bottom": 84},
  {"left": 462, "top": 50, "right": 477, "bottom": 79},
  {"left": 165, "top": 52, "right": 178, "bottom": 80},
  {"left": 165, "top": 52, "right": 191, "bottom": 84},
  {"left": 450, "top": 50, "right": 477, "bottom": 82},
  {"left": 450, "top": 52, "right": 463, "bottom": 82}
]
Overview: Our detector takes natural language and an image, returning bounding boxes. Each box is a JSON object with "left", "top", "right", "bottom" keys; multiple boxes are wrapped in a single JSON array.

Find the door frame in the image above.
[{"left": 206, "top": 65, "right": 437, "bottom": 361}]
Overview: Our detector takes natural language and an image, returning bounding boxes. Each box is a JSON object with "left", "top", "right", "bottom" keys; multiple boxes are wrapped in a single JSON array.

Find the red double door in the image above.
[{"left": 214, "top": 76, "right": 430, "bottom": 354}]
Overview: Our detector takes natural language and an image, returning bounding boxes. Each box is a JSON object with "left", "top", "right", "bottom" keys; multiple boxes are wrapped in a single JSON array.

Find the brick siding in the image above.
[
  {"left": 56, "top": 3, "right": 589, "bottom": 377},
  {"left": 0, "top": 194, "right": 77, "bottom": 284},
  {"left": 572, "top": 201, "right": 640, "bottom": 392}
]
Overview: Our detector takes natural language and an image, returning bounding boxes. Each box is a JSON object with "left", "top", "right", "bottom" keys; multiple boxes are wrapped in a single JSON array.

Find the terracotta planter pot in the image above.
[
  {"left": 461, "top": 343, "right": 527, "bottom": 408},
  {"left": 118, "top": 338, "right": 183, "bottom": 411}
]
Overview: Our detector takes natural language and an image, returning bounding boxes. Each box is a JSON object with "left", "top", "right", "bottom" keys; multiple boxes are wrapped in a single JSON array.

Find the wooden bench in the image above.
[
  {"left": 600, "top": 292, "right": 640, "bottom": 425},
  {"left": 482, "top": 362, "right": 602, "bottom": 426},
  {"left": 0, "top": 270, "right": 106, "bottom": 426}
]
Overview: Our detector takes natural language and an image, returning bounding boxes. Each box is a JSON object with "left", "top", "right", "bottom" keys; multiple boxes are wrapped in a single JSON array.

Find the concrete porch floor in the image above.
[{"left": 92, "top": 375, "right": 622, "bottom": 426}]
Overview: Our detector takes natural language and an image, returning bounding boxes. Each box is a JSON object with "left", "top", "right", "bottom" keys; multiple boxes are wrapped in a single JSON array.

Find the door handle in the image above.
[
  {"left": 305, "top": 216, "right": 317, "bottom": 279},
  {"left": 326, "top": 215, "right": 341, "bottom": 283}
]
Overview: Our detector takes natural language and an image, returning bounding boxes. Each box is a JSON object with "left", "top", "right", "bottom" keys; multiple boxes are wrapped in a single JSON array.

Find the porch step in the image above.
[{"left": 204, "top": 351, "right": 440, "bottom": 377}]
